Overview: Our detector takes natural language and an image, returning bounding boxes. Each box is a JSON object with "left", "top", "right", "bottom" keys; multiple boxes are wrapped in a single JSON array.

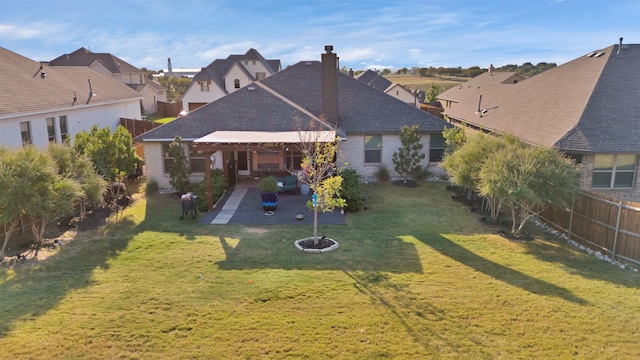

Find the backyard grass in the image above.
[
  {"left": 1, "top": 182, "right": 639, "bottom": 359},
  {"left": 154, "top": 117, "right": 177, "bottom": 124}
]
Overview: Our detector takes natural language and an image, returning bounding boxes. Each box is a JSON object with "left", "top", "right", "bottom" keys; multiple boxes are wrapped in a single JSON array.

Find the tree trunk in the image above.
[
  {"left": 31, "top": 218, "right": 48, "bottom": 258},
  {"left": 1, "top": 220, "right": 19, "bottom": 259},
  {"left": 313, "top": 206, "right": 319, "bottom": 245}
]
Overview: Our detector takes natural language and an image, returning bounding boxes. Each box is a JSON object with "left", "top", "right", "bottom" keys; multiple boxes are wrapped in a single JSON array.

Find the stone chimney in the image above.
[
  {"left": 168, "top": 57, "right": 173, "bottom": 74},
  {"left": 321, "top": 45, "right": 339, "bottom": 126},
  {"left": 348, "top": 68, "right": 354, "bottom": 77}
]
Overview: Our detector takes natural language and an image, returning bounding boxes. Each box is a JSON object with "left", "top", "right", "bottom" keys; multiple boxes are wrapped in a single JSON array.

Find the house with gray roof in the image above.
[
  {"left": 49, "top": 47, "right": 167, "bottom": 115},
  {"left": 181, "top": 49, "right": 281, "bottom": 112},
  {"left": 355, "top": 69, "right": 422, "bottom": 107},
  {"left": 137, "top": 46, "right": 451, "bottom": 195},
  {"left": 0, "top": 47, "right": 143, "bottom": 149},
  {"left": 438, "top": 40, "right": 640, "bottom": 201}
]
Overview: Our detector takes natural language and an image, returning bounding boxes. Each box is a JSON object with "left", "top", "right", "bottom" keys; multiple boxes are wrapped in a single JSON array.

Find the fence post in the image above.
[
  {"left": 611, "top": 201, "right": 623, "bottom": 261},
  {"left": 567, "top": 201, "right": 575, "bottom": 241}
]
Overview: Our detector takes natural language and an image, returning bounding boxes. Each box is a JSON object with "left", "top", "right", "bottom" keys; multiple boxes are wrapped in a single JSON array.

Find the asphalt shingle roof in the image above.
[
  {"left": 49, "top": 47, "right": 140, "bottom": 74},
  {"left": 438, "top": 43, "right": 640, "bottom": 153},
  {"left": 137, "top": 60, "right": 449, "bottom": 142},
  {"left": 1, "top": 47, "right": 142, "bottom": 117}
]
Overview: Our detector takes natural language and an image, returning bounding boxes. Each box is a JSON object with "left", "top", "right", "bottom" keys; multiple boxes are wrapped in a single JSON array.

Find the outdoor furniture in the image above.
[{"left": 276, "top": 175, "right": 298, "bottom": 194}]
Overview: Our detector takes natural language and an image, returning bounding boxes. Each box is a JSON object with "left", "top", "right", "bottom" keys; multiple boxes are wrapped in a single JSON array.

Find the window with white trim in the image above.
[
  {"left": 364, "top": 135, "right": 382, "bottom": 163},
  {"left": 592, "top": 154, "right": 637, "bottom": 188},
  {"left": 189, "top": 146, "right": 206, "bottom": 173},
  {"left": 234, "top": 79, "right": 240, "bottom": 89},
  {"left": 200, "top": 81, "right": 210, "bottom": 92}
]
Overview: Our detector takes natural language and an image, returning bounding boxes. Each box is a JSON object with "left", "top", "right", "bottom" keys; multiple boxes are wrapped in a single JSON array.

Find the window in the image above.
[
  {"left": 59, "top": 115, "right": 69, "bottom": 142},
  {"left": 429, "top": 134, "right": 445, "bottom": 162},
  {"left": 20, "top": 121, "right": 32, "bottom": 146},
  {"left": 139, "top": 74, "right": 143, "bottom": 84},
  {"left": 47, "top": 117, "right": 57, "bottom": 143},
  {"left": 364, "top": 135, "right": 382, "bottom": 163},
  {"left": 162, "top": 143, "right": 174, "bottom": 174},
  {"left": 189, "top": 146, "right": 206, "bottom": 173},
  {"left": 592, "top": 154, "right": 637, "bottom": 188},
  {"left": 200, "top": 82, "right": 210, "bottom": 92},
  {"left": 234, "top": 79, "right": 240, "bottom": 89},
  {"left": 285, "top": 149, "right": 303, "bottom": 170},
  {"left": 255, "top": 72, "right": 266, "bottom": 80}
]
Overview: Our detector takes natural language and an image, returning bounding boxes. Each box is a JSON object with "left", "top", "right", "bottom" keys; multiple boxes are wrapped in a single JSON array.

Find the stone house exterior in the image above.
[
  {"left": 438, "top": 40, "right": 640, "bottom": 202},
  {"left": 136, "top": 46, "right": 451, "bottom": 191}
]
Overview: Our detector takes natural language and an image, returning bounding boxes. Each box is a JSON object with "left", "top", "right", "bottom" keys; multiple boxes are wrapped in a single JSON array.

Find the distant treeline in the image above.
[{"left": 357, "top": 62, "right": 557, "bottom": 78}]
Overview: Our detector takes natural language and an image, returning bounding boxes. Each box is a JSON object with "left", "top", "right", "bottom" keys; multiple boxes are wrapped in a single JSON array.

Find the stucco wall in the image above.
[{"left": 181, "top": 82, "right": 227, "bottom": 111}]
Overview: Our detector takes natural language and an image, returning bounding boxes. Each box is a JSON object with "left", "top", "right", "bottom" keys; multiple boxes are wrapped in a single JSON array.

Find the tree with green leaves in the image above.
[
  {"left": 73, "top": 125, "right": 140, "bottom": 184},
  {"left": 442, "top": 125, "right": 466, "bottom": 155},
  {"left": 0, "top": 147, "right": 83, "bottom": 259},
  {"left": 167, "top": 136, "right": 191, "bottom": 194},
  {"left": 426, "top": 83, "right": 442, "bottom": 103},
  {"left": 479, "top": 144, "right": 579, "bottom": 234},
  {"left": 297, "top": 121, "right": 346, "bottom": 244},
  {"left": 392, "top": 125, "right": 426, "bottom": 183},
  {"left": 48, "top": 143, "right": 107, "bottom": 218}
]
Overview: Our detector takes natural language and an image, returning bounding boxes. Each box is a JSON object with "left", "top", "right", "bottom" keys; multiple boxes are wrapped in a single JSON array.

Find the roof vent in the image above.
[
  {"left": 248, "top": 86, "right": 256, "bottom": 91},
  {"left": 585, "top": 52, "right": 596, "bottom": 58},
  {"left": 594, "top": 52, "right": 605, "bottom": 58},
  {"left": 305, "top": 62, "right": 313, "bottom": 66}
]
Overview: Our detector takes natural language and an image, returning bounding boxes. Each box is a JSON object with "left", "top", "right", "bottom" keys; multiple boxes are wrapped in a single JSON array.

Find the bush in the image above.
[
  {"left": 195, "top": 169, "right": 227, "bottom": 212},
  {"left": 374, "top": 165, "right": 390, "bottom": 182},
  {"left": 412, "top": 165, "right": 431, "bottom": 182},
  {"left": 340, "top": 169, "right": 364, "bottom": 212},
  {"left": 259, "top": 176, "right": 278, "bottom": 193},
  {"left": 146, "top": 179, "right": 159, "bottom": 194}
]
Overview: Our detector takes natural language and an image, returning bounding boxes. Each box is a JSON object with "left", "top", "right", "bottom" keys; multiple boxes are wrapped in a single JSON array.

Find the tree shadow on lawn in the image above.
[
  {"left": 520, "top": 235, "right": 640, "bottom": 289},
  {"left": 0, "top": 217, "right": 138, "bottom": 338},
  {"left": 412, "top": 232, "right": 589, "bottom": 305}
]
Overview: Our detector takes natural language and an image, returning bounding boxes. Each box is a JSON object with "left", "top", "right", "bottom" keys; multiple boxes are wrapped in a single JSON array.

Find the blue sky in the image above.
[{"left": 1, "top": 0, "right": 638, "bottom": 71}]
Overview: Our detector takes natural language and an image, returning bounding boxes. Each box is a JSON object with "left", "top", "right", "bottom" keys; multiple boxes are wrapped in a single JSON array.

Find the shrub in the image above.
[
  {"left": 195, "top": 169, "right": 226, "bottom": 212},
  {"left": 340, "top": 169, "right": 364, "bottom": 212},
  {"left": 146, "top": 179, "right": 159, "bottom": 194},
  {"left": 374, "top": 165, "right": 390, "bottom": 182},
  {"left": 259, "top": 176, "right": 278, "bottom": 193},
  {"left": 412, "top": 165, "right": 431, "bottom": 182}
]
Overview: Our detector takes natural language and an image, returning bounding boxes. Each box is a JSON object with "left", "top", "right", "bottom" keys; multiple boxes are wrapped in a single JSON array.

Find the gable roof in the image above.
[
  {"left": 187, "top": 49, "right": 281, "bottom": 95},
  {"left": 438, "top": 43, "right": 640, "bottom": 153},
  {"left": 0, "top": 47, "right": 142, "bottom": 118},
  {"left": 137, "top": 60, "right": 449, "bottom": 142},
  {"left": 356, "top": 69, "right": 392, "bottom": 91},
  {"left": 49, "top": 47, "right": 140, "bottom": 74}
]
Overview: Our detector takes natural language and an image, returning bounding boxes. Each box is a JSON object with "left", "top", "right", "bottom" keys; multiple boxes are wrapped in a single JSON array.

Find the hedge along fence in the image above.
[{"left": 539, "top": 191, "right": 640, "bottom": 266}]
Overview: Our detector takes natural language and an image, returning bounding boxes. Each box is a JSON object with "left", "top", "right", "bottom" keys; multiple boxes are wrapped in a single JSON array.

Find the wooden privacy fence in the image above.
[
  {"left": 539, "top": 191, "right": 640, "bottom": 266},
  {"left": 157, "top": 101, "right": 182, "bottom": 118},
  {"left": 119, "top": 118, "right": 162, "bottom": 138}
]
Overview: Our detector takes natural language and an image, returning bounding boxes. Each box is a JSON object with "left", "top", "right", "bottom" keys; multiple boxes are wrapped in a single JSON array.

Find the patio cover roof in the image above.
[{"left": 194, "top": 130, "right": 336, "bottom": 144}]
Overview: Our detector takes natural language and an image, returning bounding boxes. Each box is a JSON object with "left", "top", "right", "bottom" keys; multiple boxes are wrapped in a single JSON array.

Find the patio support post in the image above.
[{"left": 205, "top": 151, "right": 213, "bottom": 211}]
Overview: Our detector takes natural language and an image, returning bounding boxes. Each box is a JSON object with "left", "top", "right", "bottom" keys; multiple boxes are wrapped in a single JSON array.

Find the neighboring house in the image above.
[
  {"left": 48, "top": 47, "right": 166, "bottom": 116},
  {"left": 136, "top": 46, "right": 451, "bottom": 191},
  {"left": 0, "top": 47, "right": 143, "bottom": 149},
  {"left": 355, "top": 69, "right": 422, "bottom": 107},
  {"left": 181, "top": 49, "right": 281, "bottom": 112},
  {"left": 438, "top": 40, "right": 640, "bottom": 201}
]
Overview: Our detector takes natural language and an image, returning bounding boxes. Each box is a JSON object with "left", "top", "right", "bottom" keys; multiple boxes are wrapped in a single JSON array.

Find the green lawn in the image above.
[
  {"left": 154, "top": 117, "right": 177, "bottom": 124},
  {"left": 1, "top": 182, "right": 639, "bottom": 359}
]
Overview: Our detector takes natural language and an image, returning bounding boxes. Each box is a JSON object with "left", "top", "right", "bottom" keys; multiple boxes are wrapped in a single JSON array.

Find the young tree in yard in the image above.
[
  {"left": 426, "top": 83, "right": 442, "bottom": 103},
  {"left": 0, "top": 148, "right": 22, "bottom": 259},
  {"left": 441, "top": 132, "right": 512, "bottom": 220},
  {"left": 73, "top": 125, "right": 139, "bottom": 183},
  {"left": 442, "top": 125, "right": 466, "bottom": 155},
  {"left": 480, "top": 144, "right": 579, "bottom": 235},
  {"left": 392, "top": 125, "right": 426, "bottom": 183},
  {"left": 297, "top": 122, "right": 346, "bottom": 244},
  {"left": 48, "top": 143, "right": 107, "bottom": 218},
  {"left": 168, "top": 136, "right": 191, "bottom": 194},
  {"left": 0, "top": 147, "right": 82, "bottom": 259}
]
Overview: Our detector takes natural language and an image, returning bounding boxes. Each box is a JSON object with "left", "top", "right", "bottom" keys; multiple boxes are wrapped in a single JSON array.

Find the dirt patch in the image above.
[
  {"left": 1, "top": 195, "right": 137, "bottom": 267},
  {"left": 392, "top": 179, "right": 419, "bottom": 188}
]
